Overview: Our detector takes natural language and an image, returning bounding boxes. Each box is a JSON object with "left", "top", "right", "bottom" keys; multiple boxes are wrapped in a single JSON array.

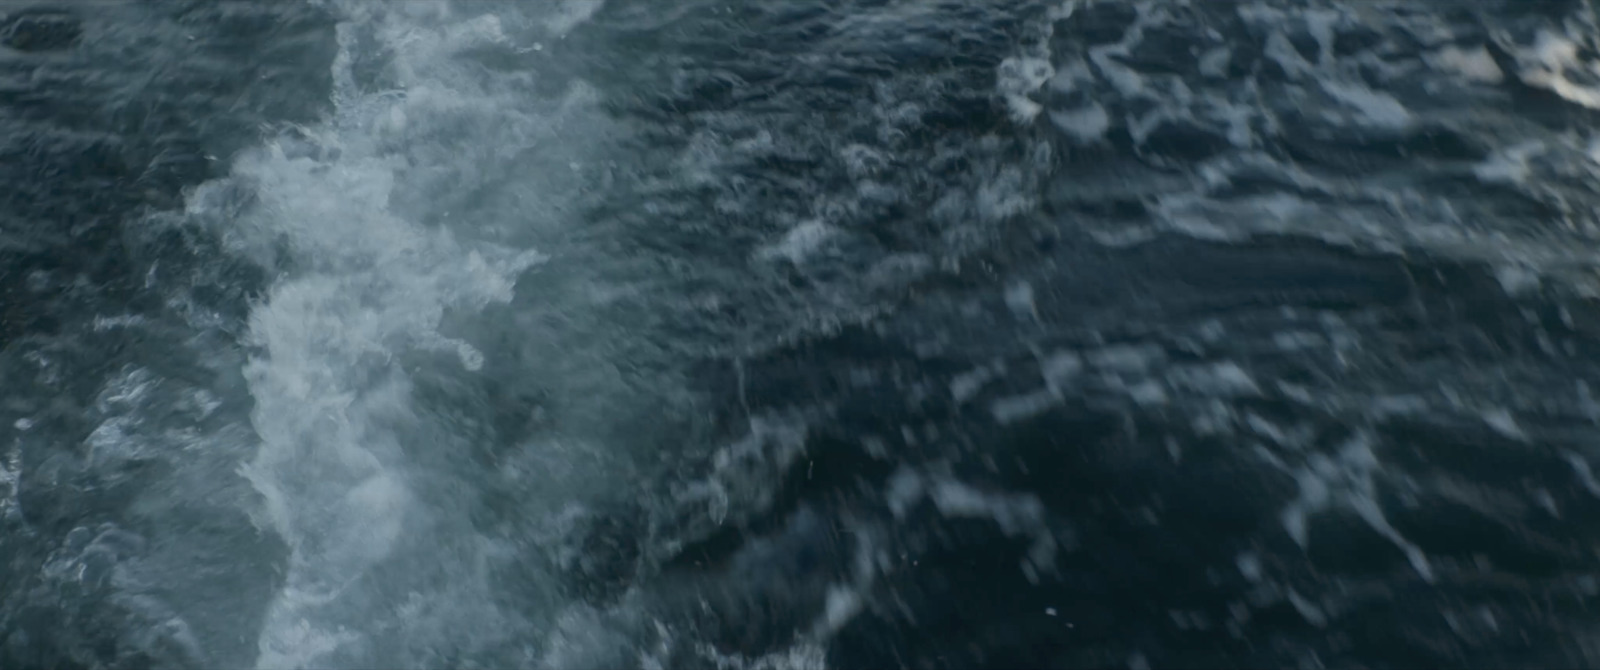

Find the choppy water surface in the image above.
[{"left": 5, "top": 0, "right": 1600, "bottom": 668}]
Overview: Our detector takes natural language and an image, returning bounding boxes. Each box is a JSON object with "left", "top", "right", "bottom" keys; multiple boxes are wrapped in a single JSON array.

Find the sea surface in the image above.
[{"left": 4, "top": 0, "right": 1600, "bottom": 668}]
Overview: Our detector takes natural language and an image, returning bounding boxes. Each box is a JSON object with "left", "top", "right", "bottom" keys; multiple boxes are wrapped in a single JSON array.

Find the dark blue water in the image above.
[{"left": 4, "top": 1, "right": 1600, "bottom": 668}]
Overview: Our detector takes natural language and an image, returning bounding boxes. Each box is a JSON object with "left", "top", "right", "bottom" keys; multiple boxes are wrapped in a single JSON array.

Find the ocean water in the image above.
[{"left": 4, "top": 0, "right": 1600, "bottom": 668}]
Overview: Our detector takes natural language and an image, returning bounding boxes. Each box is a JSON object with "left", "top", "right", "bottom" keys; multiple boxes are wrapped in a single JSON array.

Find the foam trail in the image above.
[
  {"left": 237, "top": 154, "right": 539, "bottom": 668},
  {"left": 194, "top": 2, "right": 549, "bottom": 667}
]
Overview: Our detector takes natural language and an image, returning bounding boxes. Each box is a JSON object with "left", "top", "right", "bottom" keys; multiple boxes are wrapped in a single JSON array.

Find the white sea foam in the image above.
[
  {"left": 757, "top": 220, "right": 839, "bottom": 264},
  {"left": 997, "top": 57, "right": 1054, "bottom": 123},
  {"left": 189, "top": 2, "right": 584, "bottom": 667},
  {"left": 1426, "top": 45, "right": 1504, "bottom": 84},
  {"left": 1319, "top": 79, "right": 1412, "bottom": 128},
  {"left": 545, "top": 0, "right": 606, "bottom": 36},
  {"left": 1049, "top": 104, "right": 1111, "bottom": 144},
  {"left": 990, "top": 388, "right": 1060, "bottom": 425},
  {"left": 1512, "top": 30, "right": 1600, "bottom": 110},
  {"left": 1276, "top": 432, "right": 1435, "bottom": 583},
  {"left": 949, "top": 361, "right": 1006, "bottom": 404}
]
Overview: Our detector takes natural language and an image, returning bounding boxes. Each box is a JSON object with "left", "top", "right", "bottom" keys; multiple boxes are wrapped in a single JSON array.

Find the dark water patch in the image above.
[
  {"left": 1279, "top": 124, "right": 1492, "bottom": 174},
  {"left": 1139, "top": 236, "right": 1418, "bottom": 311},
  {"left": 834, "top": 531, "right": 1082, "bottom": 669},
  {"left": 660, "top": 220, "right": 1600, "bottom": 667},
  {"left": 568, "top": 0, "right": 1057, "bottom": 357},
  {"left": 1136, "top": 119, "right": 1236, "bottom": 165},
  {"left": 662, "top": 431, "right": 896, "bottom": 573},
  {"left": 1, "top": 8, "right": 81, "bottom": 53},
  {"left": 578, "top": 0, "right": 1600, "bottom": 666},
  {"left": 652, "top": 505, "right": 855, "bottom": 659},
  {"left": 558, "top": 504, "right": 648, "bottom": 605}
]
